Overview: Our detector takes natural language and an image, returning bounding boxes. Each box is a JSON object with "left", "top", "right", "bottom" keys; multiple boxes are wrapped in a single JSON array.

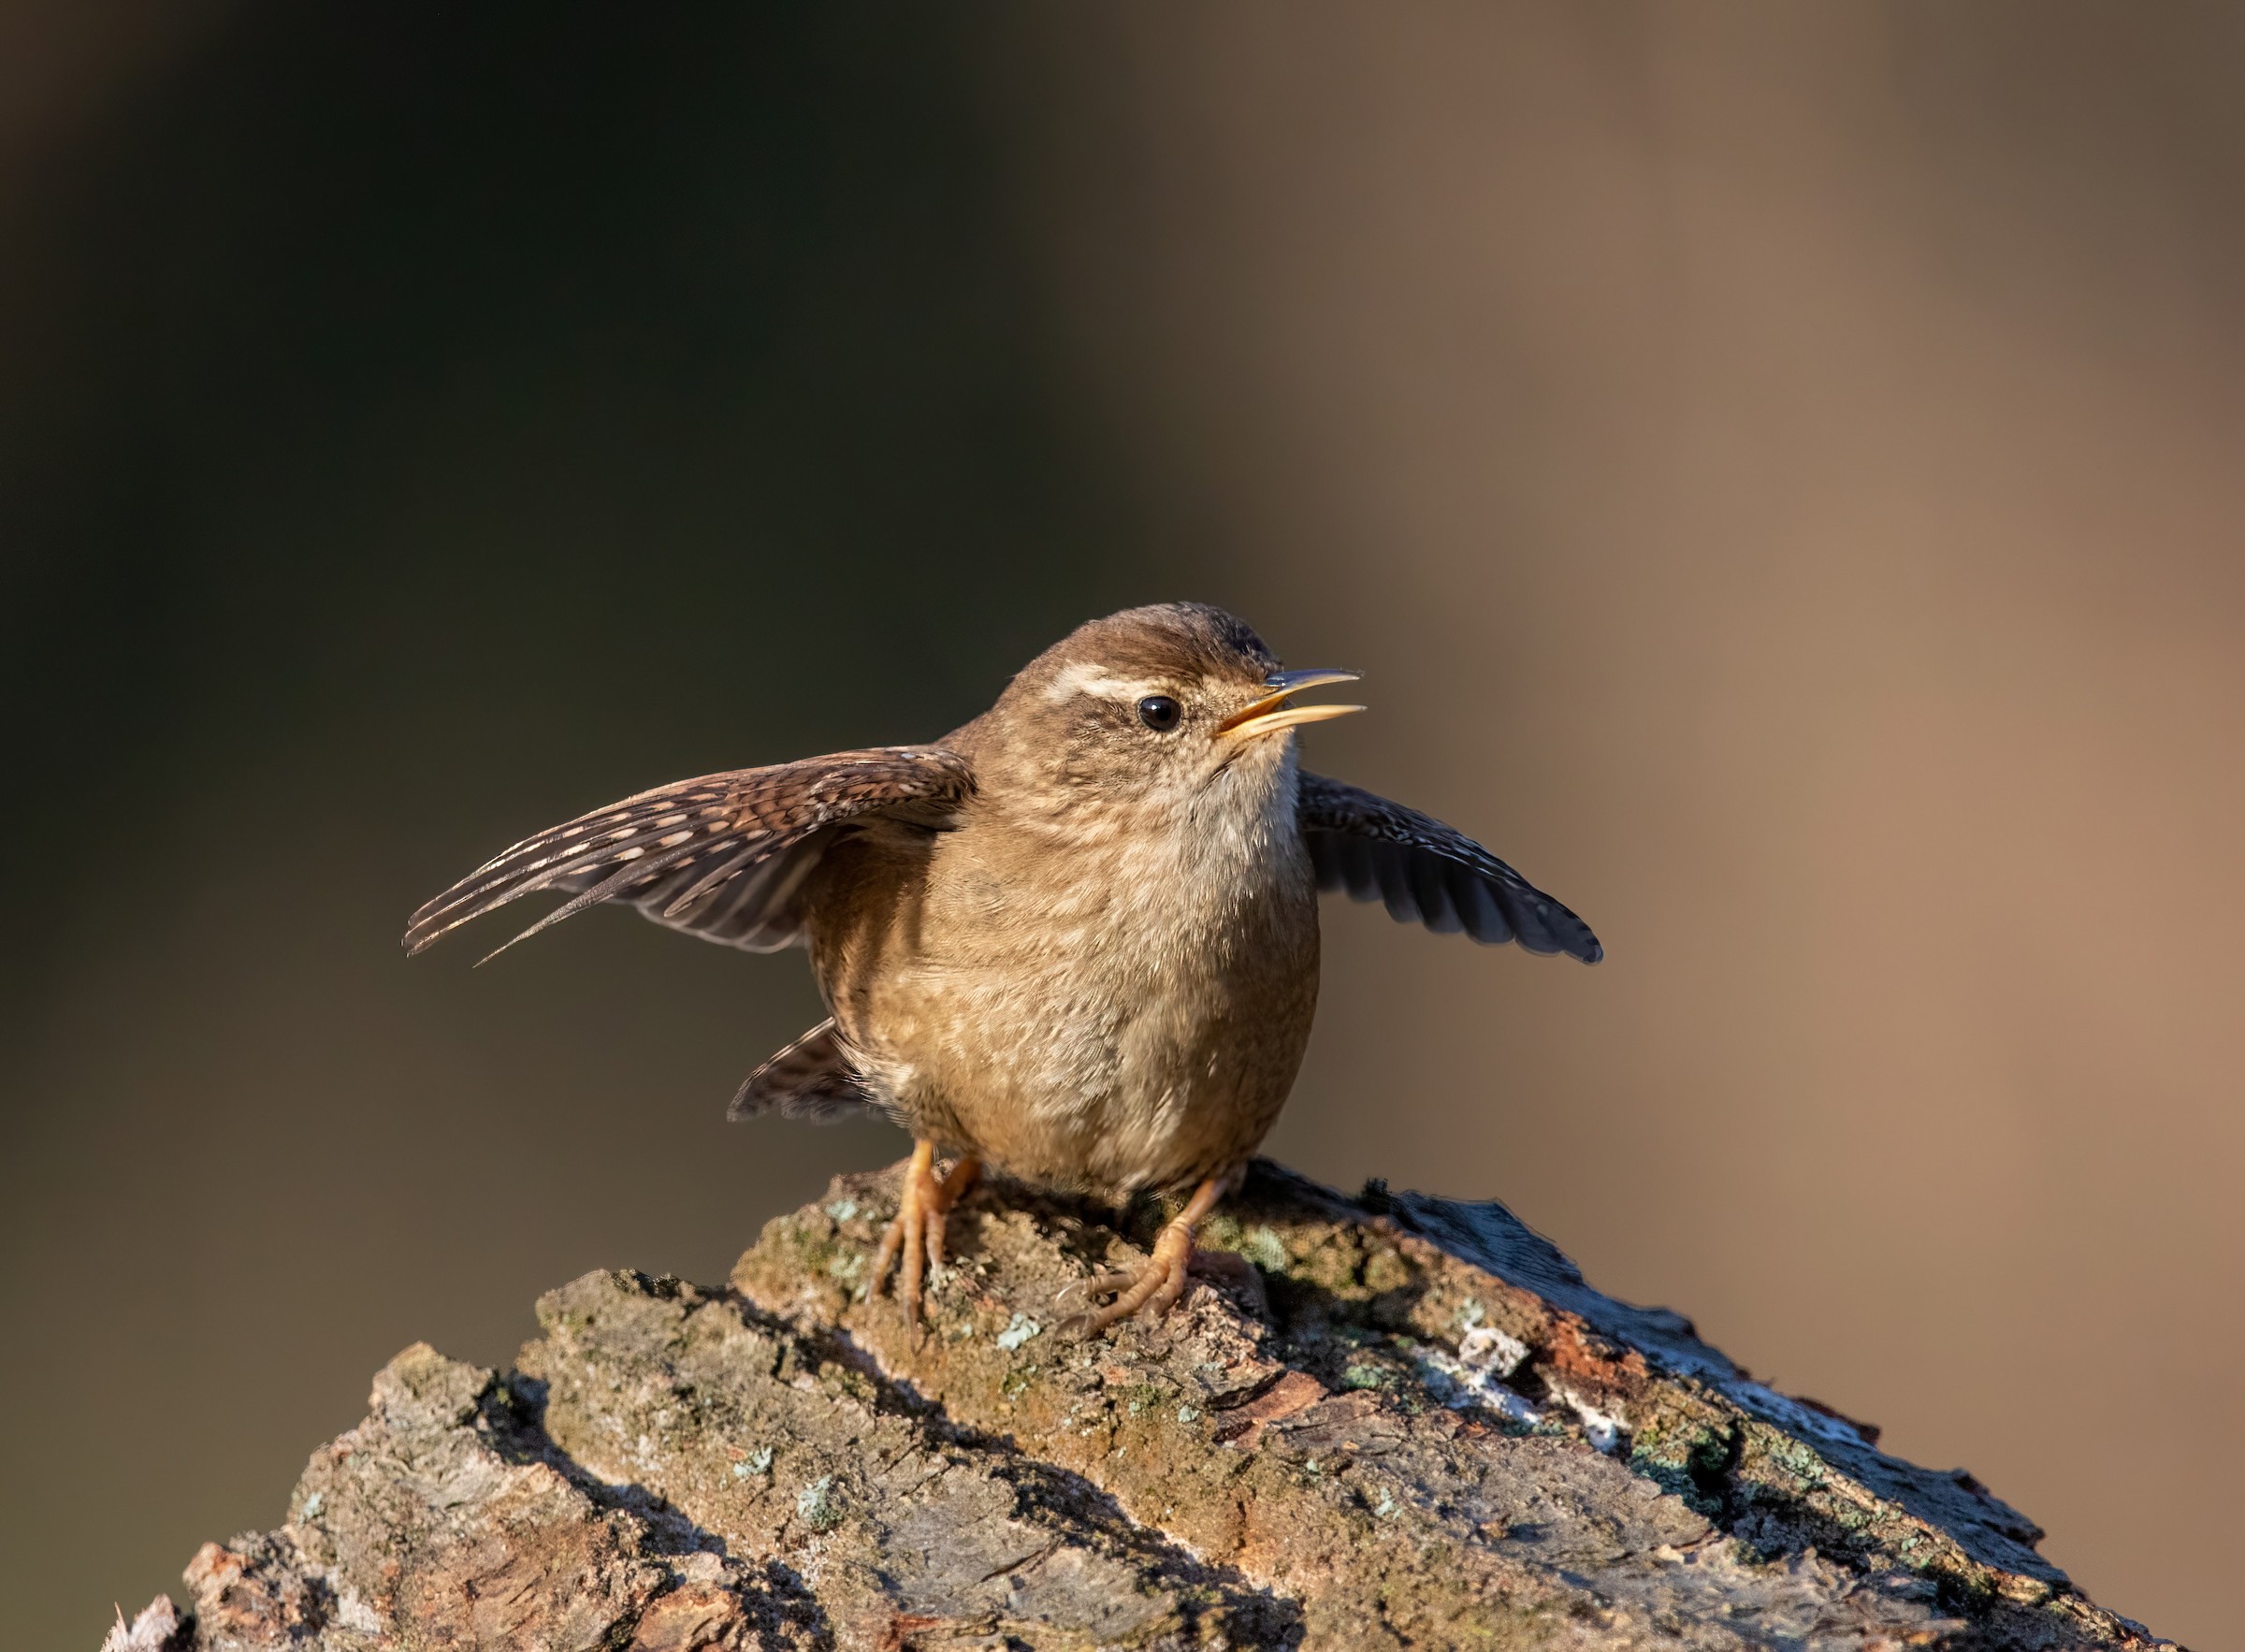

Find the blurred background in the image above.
[{"left": 4, "top": 5, "right": 2239, "bottom": 1645}]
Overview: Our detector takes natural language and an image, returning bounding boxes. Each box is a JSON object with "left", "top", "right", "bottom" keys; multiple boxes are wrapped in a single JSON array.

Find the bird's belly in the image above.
[{"left": 847, "top": 871, "right": 1320, "bottom": 1197}]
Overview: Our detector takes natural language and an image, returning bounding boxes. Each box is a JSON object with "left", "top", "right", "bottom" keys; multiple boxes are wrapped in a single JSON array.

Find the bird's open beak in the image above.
[{"left": 1217, "top": 668, "right": 1366, "bottom": 740}]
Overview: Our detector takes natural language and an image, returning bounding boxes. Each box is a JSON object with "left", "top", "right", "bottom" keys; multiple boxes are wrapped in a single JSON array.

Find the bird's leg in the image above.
[
  {"left": 871, "top": 1141, "right": 980, "bottom": 1328},
  {"left": 1064, "top": 1174, "right": 1230, "bottom": 1337}
]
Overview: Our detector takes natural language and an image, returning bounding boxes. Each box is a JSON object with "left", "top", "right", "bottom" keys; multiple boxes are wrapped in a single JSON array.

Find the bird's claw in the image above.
[
  {"left": 871, "top": 1142, "right": 978, "bottom": 1333},
  {"left": 1059, "top": 1218, "right": 1199, "bottom": 1338}
]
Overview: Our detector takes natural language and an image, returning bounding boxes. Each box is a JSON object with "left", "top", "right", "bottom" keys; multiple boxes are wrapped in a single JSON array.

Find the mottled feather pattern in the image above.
[
  {"left": 1296, "top": 771, "right": 1602, "bottom": 963},
  {"left": 402, "top": 746, "right": 974, "bottom": 961}
]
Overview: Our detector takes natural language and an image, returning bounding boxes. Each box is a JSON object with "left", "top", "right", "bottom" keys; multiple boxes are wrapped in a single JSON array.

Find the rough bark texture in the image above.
[{"left": 109, "top": 1161, "right": 2177, "bottom": 1651}]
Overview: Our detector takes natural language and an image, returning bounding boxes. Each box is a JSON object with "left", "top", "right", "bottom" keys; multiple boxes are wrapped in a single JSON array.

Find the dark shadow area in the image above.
[{"left": 0, "top": 8, "right": 1185, "bottom": 1644}]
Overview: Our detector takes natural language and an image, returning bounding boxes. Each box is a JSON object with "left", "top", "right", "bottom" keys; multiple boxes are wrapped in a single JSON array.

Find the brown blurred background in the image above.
[{"left": 4, "top": 6, "right": 2239, "bottom": 1646}]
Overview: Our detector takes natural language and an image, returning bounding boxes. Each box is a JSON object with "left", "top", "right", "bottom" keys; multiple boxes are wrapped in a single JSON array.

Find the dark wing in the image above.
[
  {"left": 403, "top": 746, "right": 974, "bottom": 961},
  {"left": 1296, "top": 771, "right": 1602, "bottom": 963},
  {"left": 729, "top": 1019, "right": 885, "bottom": 1123}
]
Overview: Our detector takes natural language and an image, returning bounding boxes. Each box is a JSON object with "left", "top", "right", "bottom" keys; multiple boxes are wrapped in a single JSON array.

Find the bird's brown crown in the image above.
[
  {"left": 959, "top": 604, "right": 1300, "bottom": 805},
  {"left": 1021, "top": 602, "right": 1280, "bottom": 689},
  {"left": 999, "top": 603, "right": 1282, "bottom": 714}
]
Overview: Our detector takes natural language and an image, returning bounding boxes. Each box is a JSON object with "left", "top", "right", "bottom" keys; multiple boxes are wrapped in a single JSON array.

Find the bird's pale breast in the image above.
[{"left": 807, "top": 766, "right": 1320, "bottom": 1197}]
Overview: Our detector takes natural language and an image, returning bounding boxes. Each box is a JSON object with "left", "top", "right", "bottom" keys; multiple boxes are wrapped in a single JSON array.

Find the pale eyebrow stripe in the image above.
[{"left": 1042, "top": 660, "right": 1169, "bottom": 703}]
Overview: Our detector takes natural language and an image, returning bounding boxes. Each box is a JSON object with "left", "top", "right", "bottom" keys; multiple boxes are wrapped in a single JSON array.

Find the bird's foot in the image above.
[
  {"left": 1063, "top": 1225, "right": 1197, "bottom": 1337},
  {"left": 1061, "top": 1175, "right": 1228, "bottom": 1338},
  {"left": 871, "top": 1141, "right": 979, "bottom": 1330}
]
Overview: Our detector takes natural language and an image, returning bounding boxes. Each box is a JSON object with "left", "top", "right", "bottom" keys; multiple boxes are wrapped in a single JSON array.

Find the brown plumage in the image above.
[{"left": 406, "top": 602, "right": 1600, "bottom": 1333}]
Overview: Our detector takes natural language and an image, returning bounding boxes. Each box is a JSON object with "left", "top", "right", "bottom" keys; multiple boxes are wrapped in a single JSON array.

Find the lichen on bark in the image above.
[{"left": 110, "top": 1161, "right": 2176, "bottom": 1650}]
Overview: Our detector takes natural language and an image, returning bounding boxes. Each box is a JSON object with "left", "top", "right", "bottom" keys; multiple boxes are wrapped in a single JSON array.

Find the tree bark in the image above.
[{"left": 107, "top": 1161, "right": 2177, "bottom": 1650}]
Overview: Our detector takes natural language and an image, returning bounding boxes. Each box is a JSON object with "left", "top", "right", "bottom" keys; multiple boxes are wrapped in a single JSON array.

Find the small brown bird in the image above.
[{"left": 406, "top": 604, "right": 1599, "bottom": 1334}]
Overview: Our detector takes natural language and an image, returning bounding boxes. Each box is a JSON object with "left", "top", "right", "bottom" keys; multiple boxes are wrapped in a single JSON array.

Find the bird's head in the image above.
[{"left": 973, "top": 602, "right": 1362, "bottom": 816}]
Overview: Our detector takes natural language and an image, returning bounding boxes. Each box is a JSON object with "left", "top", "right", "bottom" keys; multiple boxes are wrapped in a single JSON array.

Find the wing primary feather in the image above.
[
  {"left": 472, "top": 838, "right": 710, "bottom": 965},
  {"left": 1373, "top": 844, "right": 1423, "bottom": 925},
  {"left": 659, "top": 839, "right": 780, "bottom": 919},
  {"left": 1339, "top": 835, "right": 1381, "bottom": 901},
  {"left": 697, "top": 837, "right": 810, "bottom": 930},
  {"left": 1296, "top": 769, "right": 1601, "bottom": 963},
  {"left": 1454, "top": 870, "right": 1513, "bottom": 945},
  {"left": 1410, "top": 852, "right": 1459, "bottom": 934},
  {"left": 406, "top": 810, "right": 733, "bottom": 949}
]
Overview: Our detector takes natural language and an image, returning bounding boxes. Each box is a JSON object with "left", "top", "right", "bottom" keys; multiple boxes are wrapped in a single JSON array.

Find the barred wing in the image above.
[
  {"left": 403, "top": 746, "right": 974, "bottom": 961},
  {"left": 728, "top": 1018, "right": 882, "bottom": 1123},
  {"left": 1297, "top": 771, "right": 1602, "bottom": 962}
]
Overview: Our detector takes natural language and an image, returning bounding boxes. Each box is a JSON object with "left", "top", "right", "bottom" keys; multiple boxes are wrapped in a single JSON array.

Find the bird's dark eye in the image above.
[{"left": 1137, "top": 695, "right": 1182, "bottom": 732}]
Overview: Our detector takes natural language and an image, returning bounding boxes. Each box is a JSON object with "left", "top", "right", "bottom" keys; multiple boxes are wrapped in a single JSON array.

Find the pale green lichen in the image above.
[{"left": 1240, "top": 1225, "right": 1290, "bottom": 1272}]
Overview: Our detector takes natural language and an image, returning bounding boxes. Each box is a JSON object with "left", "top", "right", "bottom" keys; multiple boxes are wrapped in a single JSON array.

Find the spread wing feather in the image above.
[
  {"left": 1297, "top": 771, "right": 1602, "bottom": 963},
  {"left": 403, "top": 746, "right": 974, "bottom": 961}
]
